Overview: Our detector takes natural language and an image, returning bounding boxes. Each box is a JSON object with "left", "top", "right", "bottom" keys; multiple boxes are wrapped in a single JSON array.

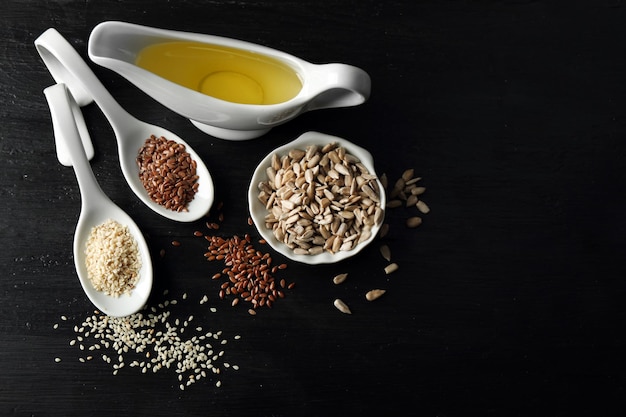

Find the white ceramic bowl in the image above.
[{"left": 248, "top": 131, "right": 386, "bottom": 264}]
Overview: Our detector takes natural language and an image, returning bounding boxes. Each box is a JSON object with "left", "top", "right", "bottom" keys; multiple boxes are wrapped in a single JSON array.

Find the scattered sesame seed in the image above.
[{"left": 56, "top": 291, "right": 240, "bottom": 390}]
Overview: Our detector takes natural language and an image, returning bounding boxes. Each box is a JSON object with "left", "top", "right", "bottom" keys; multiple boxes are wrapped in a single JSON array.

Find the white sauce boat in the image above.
[{"left": 88, "top": 21, "right": 371, "bottom": 140}]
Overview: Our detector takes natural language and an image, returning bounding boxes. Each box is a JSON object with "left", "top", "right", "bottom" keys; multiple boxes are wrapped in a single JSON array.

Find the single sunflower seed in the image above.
[
  {"left": 416, "top": 200, "right": 430, "bottom": 214},
  {"left": 386, "top": 200, "right": 403, "bottom": 209},
  {"left": 380, "top": 173, "right": 388, "bottom": 189},
  {"left": 411, "top": 186, "right": 426, "bottom": 196},
  {"left": 333, "top": 273, "right": 349, "bottom": 285},
  {"left": 406, "top": 216, "right": 423, "bottom": 228},
  {"left": 405, "top": 194, "right": 419, "bottom": 207},
  {"left": 333, "top": 298, "right": 352, "bottom": 314},
  {"left": 379, "top": 244, "right": 391, "bottom": 262},
  {"left": 384, "top": 263, "right": 399, "bottom": 275},
  {"left": 401, "top": 168, "right": 414, "bottom": 182},
  {"left": 365, "top": 289, "right": 386, "bottom": 301}
]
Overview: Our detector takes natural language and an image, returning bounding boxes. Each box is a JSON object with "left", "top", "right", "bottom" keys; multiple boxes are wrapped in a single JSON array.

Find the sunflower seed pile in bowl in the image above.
[{"left": 248, "top": 131, "right": 386, "bottom": 265}]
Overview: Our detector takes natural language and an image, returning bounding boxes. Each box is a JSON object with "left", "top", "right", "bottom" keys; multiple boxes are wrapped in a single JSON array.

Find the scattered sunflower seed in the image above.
[
  {"left": 384, "top": 263, "right": 399, "bottom": 275},
  {"left": 386, "top": 199, "right": 402, "bottom": 208},
  {"left": 411, "top": 186, "right": 426, "bottom": 196},
  {"left": 406, "top": 216, "right": 423, "bottom": 228},
  {"left": 380, "top": 173, "right": 388, "bottom": 189},
  {"left": 333, "top": 273, "right": 349, "bottom": 285},
  {"left": 333, "top": 298, "right": 352, "bottom": 314},
  {"left": 379, "top": 244, "right": 391, "bottom": 262},
  {"left": 405, "top": 194, "right": 419, "bottom": 207},
  {"left": 416, "top": 200, "right": 430, "bottom": 214},
  {"left": 365, "top": 289, "right": 386, "bottom": 301}
]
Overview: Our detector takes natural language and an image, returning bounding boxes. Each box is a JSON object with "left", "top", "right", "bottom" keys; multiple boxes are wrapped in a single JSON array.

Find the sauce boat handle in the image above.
[
  {"left": 34, "top": 28, "right": 134, "bottom": 127},
  {"left": 305, "top": 63, "right": 371, "bottom": 111}
]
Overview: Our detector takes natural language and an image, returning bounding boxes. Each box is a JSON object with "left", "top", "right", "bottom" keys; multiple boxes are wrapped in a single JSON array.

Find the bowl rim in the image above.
[{"left": 247, "top": 131, "right": 386, "bottom": 265}]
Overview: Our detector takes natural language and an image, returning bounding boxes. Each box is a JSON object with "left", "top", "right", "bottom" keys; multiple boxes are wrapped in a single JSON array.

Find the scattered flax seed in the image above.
[
  {"left": 193, "top": 231, "right": 203, "bottom": 237},
  {"left": 171, "top": 240, "right": 181, "bottom": 247},
  {"left": 203, "top": 232, "right": 292, "bottom": 310},
  {"left": 379, "top": 244, "right": 391, "bottom": 262},
  {"left": 406, "top": 216, "right": 423, "bottom": 228},
  {"left": 384, "top": 263, "right": 399, "bottom": 275},
  {"left": 248, "top": 309, "right": 257, "bottom": 315},
  {"left": 159, "top": 249, "right": 166, "bottom": 258},
  {"left": 333, "top": 273, "right": 348, "bottom": 285},
  {"left": 365, "top": 289, "right": 386, "bottom": 301},
  {"left": 333, "top": 298, "right": 352, "bottom": 314}
]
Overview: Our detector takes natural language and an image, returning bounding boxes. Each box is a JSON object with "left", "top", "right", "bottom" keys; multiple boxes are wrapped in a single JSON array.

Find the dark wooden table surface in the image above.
[{"left": 2, "top": 1, "right": 626, "bottom": 416}]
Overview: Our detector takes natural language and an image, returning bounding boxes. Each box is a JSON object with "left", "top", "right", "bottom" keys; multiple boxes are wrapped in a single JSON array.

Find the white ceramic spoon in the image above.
[
  {"left": 44, "top": 83, "right": 153, "bottom": 317},
  {"left": 35, "top": 28, "right": 214, "bottom": 222}
]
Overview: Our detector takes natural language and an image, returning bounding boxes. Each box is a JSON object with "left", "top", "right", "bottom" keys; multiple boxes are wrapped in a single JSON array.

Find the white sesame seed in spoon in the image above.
[{"left": 44, "top": 83, "right": 152, "bottom": 317}]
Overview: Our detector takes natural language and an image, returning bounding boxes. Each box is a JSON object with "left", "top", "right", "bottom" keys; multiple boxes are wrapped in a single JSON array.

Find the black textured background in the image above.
[{"left": 2, "top": 1, "right": 626, "bottom": 416}]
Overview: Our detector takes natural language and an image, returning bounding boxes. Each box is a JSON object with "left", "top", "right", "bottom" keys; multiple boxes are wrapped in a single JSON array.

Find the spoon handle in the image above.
[
  {"left": 44, "top": 83, "right": 110, "bottom": 209},
  {"left": 35, "top": 28, "right": 135, "bottom": 134}
]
